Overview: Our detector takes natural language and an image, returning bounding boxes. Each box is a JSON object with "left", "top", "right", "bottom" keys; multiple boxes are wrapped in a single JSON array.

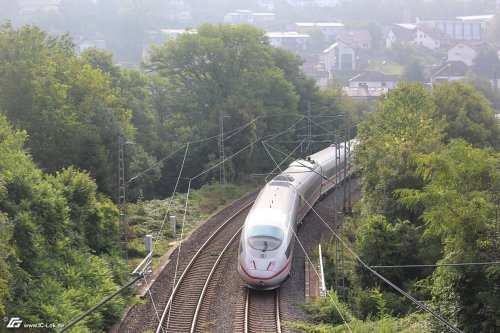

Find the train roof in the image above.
[{"left": 249, "top": 180, "right": 296, "bottom": 217}]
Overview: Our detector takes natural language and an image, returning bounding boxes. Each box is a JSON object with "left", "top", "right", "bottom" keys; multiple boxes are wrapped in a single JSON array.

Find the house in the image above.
[
  {"left": 447, "top": 42, "right": 477, "bottom": 66},
  {"left": 295, "top": 22, "right": 344, "bottom": 40},
  {"left": 348, "top": 71, "right": 399, "bottom": 89},
  {"left": 315, "top": 0, "right": 343, "bottom": 7},
  {"left": 301, "top": 63, "right": 329, "bottom": 88},
  {"left": 416, "top": 17, "right": 482, "bottom": 41},
  {"left": 343, "top": 86, "right": 389, "bottom": 103},
  {"left": 414, "top": 26, "right": 449, "bottom": 50},
  {"left": 257, "top": 0, "right": 275, "bottom": 10},
  {"left": 428, "top": 60, "right": 468, "bottom": 84},
  {"left": 76, "top": 40, "right": 106, "bottom": 53},
  {"left": 224, "top": 10, "right": 275, "bottom": 25},
  {"left": 165, "top": 0, "right": 192, "bottom": 20},
  {"left": 343, "top": 71, "right": 399, "bottom": 103},
  {"left": 267, "top": 32, "right": 310, "bottom": 52},
  {"left": 338, "top": 30, "right": 372, "bottom": 50},
  {"left": 287, "top": 0, "right": 343, "bottom": 7},
  {"left": 385, "top": 24, "right": 415, "bottom": 48},
  {"left": 455, "top": 14, "right": 495, "bottom": 31},
  {"left": 161, "top": 29, "right": 197, "bottom": 41},
  {"left": 321, "top": 40, "right": 355, "bottom": 71},
  {"left": 19, "top": 0, "right": 60, "bottom": 14}
]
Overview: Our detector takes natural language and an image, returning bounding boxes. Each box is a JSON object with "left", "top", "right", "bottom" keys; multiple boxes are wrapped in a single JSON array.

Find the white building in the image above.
[
  {"left": 267, "top": 32, "right": 310, "bottom": 51},
  {"left": 161, "top": 29, "right": 197, "bottom": 41},
  {"left": 224, "top": 10, "right": 275, "bottom": 24},
  {"left": 385, "top": 24, "right": 415, "bottom": 48},
  {"left": 416, "top": 17, "right": 483, "bottom": 41},
  {"left": 286, "top": 0, "right": 342, "bottom": 7},
  {"left": 295, "top": 22, "right": 344, "bottom": 40},
  {"left": 321, "top": 40, "right": 355, "bottom": 71},
  {"left": 428, "top": 61, "right": 468, "bottom": 84},
  {"left": 414, "top": 26, "right": 449, "bottom": 50},
  {"left": 257, "top": 0, "right": 275, "bottom": 10},
  {"left": 447, "top": 42, "right": 477, "bottom": 66},
  {"left": 19, "top": 0, "right": 60, "bottom": 14},
  {"left": 348, "top": 71, "right": 399, "bottom": 89},
  {"left": 343, "top": 71, "right": 399, "bottom": 102}
]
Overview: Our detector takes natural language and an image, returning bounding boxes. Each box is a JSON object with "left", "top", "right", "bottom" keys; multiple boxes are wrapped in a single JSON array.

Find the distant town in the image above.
[{"left": 5, "top": 0, "right": 500, "bottom": 105}]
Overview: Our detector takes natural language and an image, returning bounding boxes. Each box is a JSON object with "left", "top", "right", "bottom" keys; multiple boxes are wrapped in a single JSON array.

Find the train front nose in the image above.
[{"left": 239, "top": 257, "right": 290, "bottom": 289}]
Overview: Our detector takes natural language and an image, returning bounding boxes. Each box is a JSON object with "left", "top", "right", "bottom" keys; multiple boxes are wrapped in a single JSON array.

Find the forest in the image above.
[
  {"left": 0, "top": 23, "right": 351, "bottom": 331},
  {"left": 0, "top": 23, "right": 498, "bottom": 332},
  {"left": 298, "top": 82, "right": 499, "bottom": 332}
]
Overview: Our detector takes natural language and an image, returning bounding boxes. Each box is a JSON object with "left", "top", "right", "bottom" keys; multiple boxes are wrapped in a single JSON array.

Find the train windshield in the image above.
[{"left": 247, "top": 225, "right": 284, "bottom": 252}]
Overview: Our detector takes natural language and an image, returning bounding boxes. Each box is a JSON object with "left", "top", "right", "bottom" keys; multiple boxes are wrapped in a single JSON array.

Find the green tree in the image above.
[
  {"left": 355, "top": 82, "right": 444, "bottom": 218},
  {"left": 147, "top": 24, "right": 302, "bottom": 184},
  {"left": 431, "top": 81, "right": 500, "bottom": 149},
  {"left": 471, "top": 48, "right": 500, "bottom": 79},
  {"left": 355, "top": 215, "right": 420, "bottom": 289},
  {"left": 397, "top": 140, "right": 499, "bottom": 332},
  {"left": 0, "top": 24, "right": 155, "bottom": 196},
  {"left": 0, "top": 113, "right": 130, "bottom": 330},
  {"left": 403, "top": 58, "right": 425, "bottom": 82}
]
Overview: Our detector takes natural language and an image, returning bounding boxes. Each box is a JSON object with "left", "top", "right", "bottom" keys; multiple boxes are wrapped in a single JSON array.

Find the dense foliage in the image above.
[
  {"left": 0, "top": 114, "right": 131, "bottom": 331},
  {"left": 0, "top": 24, "right": 158, "bottom": 197},
  {"left": 0, "top": 23, "right": 354, "bottom": 332},
  {"left": 311, "top": 81, "right": 499, "bottom": 332},
  {"left": 145, "top": 23, "right": 355, "bottom": 193}
]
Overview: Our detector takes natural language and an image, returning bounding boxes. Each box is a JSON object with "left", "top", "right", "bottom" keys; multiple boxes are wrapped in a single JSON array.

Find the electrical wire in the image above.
[
  {"left": 154, "top": 117, "right": 307, "bottom": 332},
  {"left": 371, "top": 261, "right": 500, "bottom": 269},
  {"left": 261, "top": 140, "right": 353, "bottom": 332},
  {"left": 261, "top": 140, "right": 462, "bottom": 332},
  {"left": 294, "top": 180, "right": 463, "bottom": 333}
]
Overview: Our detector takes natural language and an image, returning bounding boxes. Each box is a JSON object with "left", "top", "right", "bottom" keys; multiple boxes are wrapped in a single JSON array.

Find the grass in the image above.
[
  {"left": 366, "top": 58, "right": 404, "bottom": 75},
  {"left": 125, "top": 182, "right": 259, "bottom": 269}
]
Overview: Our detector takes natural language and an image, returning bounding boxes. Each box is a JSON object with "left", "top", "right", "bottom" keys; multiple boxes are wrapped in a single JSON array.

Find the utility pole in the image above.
[
  {"left": 343, "top": 114, "right": 352, "bottom": 214},
  {"left": 334, "top": 139, "right": 345, "bottom": 300},
  {"left": 118, "top": 137, "right": 128, "bottom": 260},
  {"left": 219, "top": 110, "right": 225, "bottom": 199},
  {"left": 307, "top": 100, "right": 312, "bottom": 154}
]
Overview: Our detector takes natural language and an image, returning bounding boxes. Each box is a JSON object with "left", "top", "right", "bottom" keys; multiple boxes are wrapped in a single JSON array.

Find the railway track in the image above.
[
  {"left": 234, "top": 288, "right": 281, "bottom": 333},
  {"left": 155, "top": 201, "right": 253, "bottom": 333}
]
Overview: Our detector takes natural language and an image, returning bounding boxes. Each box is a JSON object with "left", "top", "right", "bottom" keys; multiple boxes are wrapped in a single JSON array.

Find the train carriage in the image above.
[{"left": 238, "top": 140, "right": 354, "bottom": 289}]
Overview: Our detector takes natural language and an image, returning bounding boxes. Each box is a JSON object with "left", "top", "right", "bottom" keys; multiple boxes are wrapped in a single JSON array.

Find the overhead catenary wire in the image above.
[
  {"left": 293, "top": 179, "right": 463, "bottom": 333},
  {"left": 261, "top": 141, "right": 355, "bottom": 332},
  {"left": 156, "top": 117, "right": 307, "bottom": 332},
  {"left": 261, "top": 138, "right": 462, "bottom": 333},
  {"left": 371, "top": 261, "right": 500, "bottom": 269}
]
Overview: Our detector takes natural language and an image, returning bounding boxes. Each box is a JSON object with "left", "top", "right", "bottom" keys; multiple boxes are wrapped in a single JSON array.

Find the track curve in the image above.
[{"left": 156, "top": 202, "right": 253, "bottom": 333}]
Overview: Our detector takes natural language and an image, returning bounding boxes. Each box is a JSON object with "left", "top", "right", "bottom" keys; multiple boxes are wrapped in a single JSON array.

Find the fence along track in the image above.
[
  {"left": 235, "top": 288, "right": 281, "bottom": 333},
  {"left": 156, "top": 202, "right": 254, "bottom": 333}
]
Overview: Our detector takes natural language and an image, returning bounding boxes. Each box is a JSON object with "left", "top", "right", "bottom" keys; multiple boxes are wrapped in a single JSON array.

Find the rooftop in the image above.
[
  {"left": 338, "top": 29, "right": 373, "bottom": 42},
  {"left": 295, "top": 22, "right": 344, "bottom": 27},
  {"left": 267, "top": 31, "right": 310, "bottom": 38},
  {"left": 429, "top": 60, "right": 469, "bottom": 78},
  {"left": 349, "top": 71, "right": 399, "bottom": 82}
]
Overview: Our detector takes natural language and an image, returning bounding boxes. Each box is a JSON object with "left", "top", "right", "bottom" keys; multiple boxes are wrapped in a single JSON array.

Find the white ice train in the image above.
[{"left": 238, "top": 140, "right": 355, "bottom": 289}]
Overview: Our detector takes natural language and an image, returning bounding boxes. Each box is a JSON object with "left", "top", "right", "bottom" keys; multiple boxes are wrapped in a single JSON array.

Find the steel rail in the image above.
[
  {"left": 190, "top": 225, "right": 243, "bottom": 333},
  {"left": 244, "top": 289, "right": 281, "bottom": 333},
  {"left": 276, "top": 289, "right": 281, "bottom": 333},
  {"left": 155, "top": 201, "right": 254, "bottom": 333}
]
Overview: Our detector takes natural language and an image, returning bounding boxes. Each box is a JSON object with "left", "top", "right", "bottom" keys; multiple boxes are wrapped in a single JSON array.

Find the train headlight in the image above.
[
  {"left": 267, "top": 261, "right": 276, "bottom": 271},
  {"left": 249, "top": 260, "right": 256, "bottom": 270}
]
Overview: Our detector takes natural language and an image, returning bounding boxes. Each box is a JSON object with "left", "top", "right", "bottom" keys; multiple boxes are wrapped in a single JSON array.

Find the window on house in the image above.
[{"left": 382, "top": 81, "right": 386, "bottom": 87}]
